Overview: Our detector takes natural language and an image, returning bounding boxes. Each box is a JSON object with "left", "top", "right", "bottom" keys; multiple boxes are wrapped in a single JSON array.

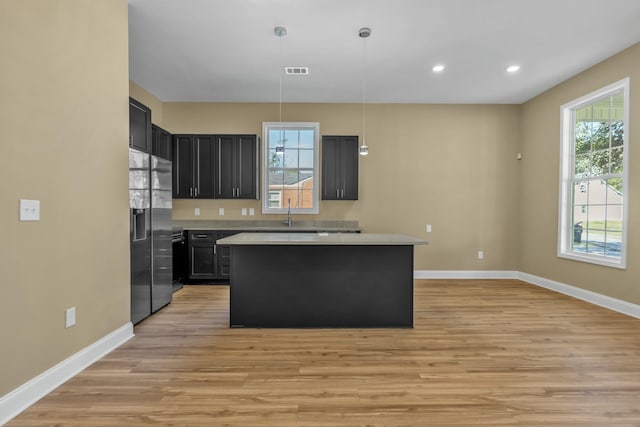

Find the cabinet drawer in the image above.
[{"left": 189, "top": 232, "right": 216, "bottom": 242}]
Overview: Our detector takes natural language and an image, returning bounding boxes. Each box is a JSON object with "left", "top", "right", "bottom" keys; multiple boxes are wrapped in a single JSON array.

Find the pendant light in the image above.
[
  {"left": 274, "top": 26, "right": 287, "bottom": 155},
  {"left": 359, "top": 27, "right": 371, "bottom": 156}
]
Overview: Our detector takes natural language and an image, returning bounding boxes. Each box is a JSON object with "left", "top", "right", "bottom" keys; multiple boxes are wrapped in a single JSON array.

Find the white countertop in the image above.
[
  {"left": 173, "top": 219, "right": 361, "bottom": 232},
  {"left": 216, "top": 232, "right": 428, "bottom": 246}
]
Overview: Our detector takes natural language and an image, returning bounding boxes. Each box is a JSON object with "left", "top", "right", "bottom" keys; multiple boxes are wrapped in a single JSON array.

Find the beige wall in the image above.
[
  {"left": 122, "top": 97, "right": 521, "bottom": 271},
  {"left": 0, "top": 0, "right": 130, "bottom": 396},
  {"left": 519, "top": 42, "right": 640, "bottom": 304}
]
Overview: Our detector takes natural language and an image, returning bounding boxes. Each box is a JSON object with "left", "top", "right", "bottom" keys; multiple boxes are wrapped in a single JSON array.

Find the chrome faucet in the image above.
[{"left": 284, "top": 198, "right": 292, "bottom": 227}]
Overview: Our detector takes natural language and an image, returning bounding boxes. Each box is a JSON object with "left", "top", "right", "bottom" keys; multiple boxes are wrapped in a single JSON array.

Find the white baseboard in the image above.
[
  {"left": 517, "top": 272, "right": 640, "bottom": 320},
  {"left": 414, "top": 270, "right": 640, "bottom": 320},
  {"left": 0, "top": 322, "right": 134, "bottom": 426},
  {"left": 414, "top": 270, "right": 519, "bottom": 279}
]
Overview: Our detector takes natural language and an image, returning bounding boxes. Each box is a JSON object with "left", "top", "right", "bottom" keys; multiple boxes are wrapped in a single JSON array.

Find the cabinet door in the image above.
[
  {"left": 236, "top": 135, "right": 258, "bottom": 199},
  {"left": 194, "top": 135, "right": 216, "bottom": 198},
  {"left": 321, "top": 136, "right": 358, "bottom": 200},
  {"left": 173, "top": 135, "right": 193, "bottom": 198},
  {"left": 188, "top": 231, "right": 217, "bottom": 279},
  {"left": 152, "top": 125, "right": 172, "bottom": 161},
  {"left": 129, "top": 98, "right": 151, "bottom": 153},
  {"left": 340, "top": 136, "right": 359, "bottom": 200},
  {"left": 216, "top": 135, "right": 235, "bottom": 198},
  {"left": 321, "top": 136, "right": 340, "bottom": 200},
  {"left": 190, "top": 244, "right": 217, "bottom": 278}
]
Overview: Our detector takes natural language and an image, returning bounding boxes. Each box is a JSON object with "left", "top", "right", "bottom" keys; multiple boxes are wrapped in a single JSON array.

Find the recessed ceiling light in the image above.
[
  {"left": 506, "top": 65, "right": 520, "bottom": 73},
  {"left": 432, "top": 64, "right": 445, "bottom": 73}
]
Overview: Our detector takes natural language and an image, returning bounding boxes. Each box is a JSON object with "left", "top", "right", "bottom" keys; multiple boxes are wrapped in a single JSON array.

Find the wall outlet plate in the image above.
[
  {"left": 20, "top": 199, "right": 40, "bottom": 221},
  {"left": 65, "top": 307, "right": 76, "bottom": 328},
  {"left": 194, "top": 208, "right": 200, "bottom": 216},
  {"left": 478, "top": 251, "right": 484, "bottom": 260},
  {"left": 426, "top": 224, "right": 432, "bottom": 233},
  {"left": 218, "top": 208, "right": 224, "bottom": 216},
  {"left": 249, "top": 208, "right": 255, "bottom": 216}
]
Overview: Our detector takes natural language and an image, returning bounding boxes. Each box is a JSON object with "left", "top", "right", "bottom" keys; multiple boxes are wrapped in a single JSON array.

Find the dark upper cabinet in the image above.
[
  {"left": 152, "top": 125, "right": 172, "bottom": 161},
  {"left": 216, "top": 135, "right": 258, "bottom": 199},
  {"left": 173, "top": 134, "right": 258, "bottom": 200},
  {"left": 194, "top": 135, "right": 217, "bottom": 199},
  {"left": 172, "top": 135, "right": 216, "bottom": 199},
  {"left": 129, "top": 98, "right": 152, "bottom": 153},
  {"left": 173, "top": 135, "right": 193, "bottom": 198},
  {"left": 322, "top": 135, "right": 359, "bottom": 200}
]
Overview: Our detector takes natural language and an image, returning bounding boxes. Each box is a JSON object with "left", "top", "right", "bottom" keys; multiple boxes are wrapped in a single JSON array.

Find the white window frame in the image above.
[
  {"left": 262, "top": 122, "right": 320, "bottom": 214},
  {"left": 558, "top": 78, "right": 630, "bottom": 269}
]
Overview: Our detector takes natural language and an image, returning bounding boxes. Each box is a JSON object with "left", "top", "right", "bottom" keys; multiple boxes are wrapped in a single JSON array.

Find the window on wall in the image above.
[
  {"left": 262, "top": 122, "right": 319, "bottom": 214},
  {"left": 558, "top": 78, "right": 629, "bottom": 268}
]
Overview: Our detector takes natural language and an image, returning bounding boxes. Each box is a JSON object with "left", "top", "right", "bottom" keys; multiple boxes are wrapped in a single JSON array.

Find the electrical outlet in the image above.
[
  {"left": 20, "top": 199, "right": 40, "bottom": 221},
  {"left": 426, "top": 224, "right": 432, "bottom": 233},
  {"left": 241, "top": 208, "right": 247, "bottom": 216},
  {"left": 249, "top": 208, "right": 255, "bottom": 216},
  {"left": 478, "top": 251, "right": 484, "bottom": 260},
  {"left": 194, "top": 208, "right": 200, "bottom": 216},
  {"left": 218, "top": 208, "right": 224, "bottom": 216},
  {"left": 65, "top": 307, "right": 76, "bottom": 328}
]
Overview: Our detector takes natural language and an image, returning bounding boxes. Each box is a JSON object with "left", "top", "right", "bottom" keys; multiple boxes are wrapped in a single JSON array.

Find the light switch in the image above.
[
  {"left": 20, "top": 199, "right": 40, "bottom": 221},
  {"left": 426, "top": 224, "right": 432, "bottom": 233}
]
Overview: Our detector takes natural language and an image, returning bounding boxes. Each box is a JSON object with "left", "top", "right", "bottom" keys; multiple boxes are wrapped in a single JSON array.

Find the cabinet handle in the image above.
[
  {"left": 130, "top": 135, "right": 133, "bottom": 145},
  {"left": 214, "top": 244, "right": 217, "bottom": 255},
  {"left": 190, "top": 187, "right": 193, "bottom": 197},
  {"left": 196, "top": 234, "right": 208, "bottom": 238},
  {"left": 236, "top": 187, "right": 240, "bottom": 197},
  {"left": 341, "top": 189, "right": 344, "bottom": 198},
  {"left": 195, "top": 187, "right": 198, "bottom": 197},
  {"left": 336, "top": 189, "right": 339, "bottom": 198}
]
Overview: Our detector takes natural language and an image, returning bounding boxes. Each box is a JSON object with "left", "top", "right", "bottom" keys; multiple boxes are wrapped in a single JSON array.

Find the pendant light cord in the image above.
[
  {"left": 362, "top": 34, "right": 367, "bottom": 146},
  {"left": 279, "top": 33, "right": 283, "bottom": 123}
]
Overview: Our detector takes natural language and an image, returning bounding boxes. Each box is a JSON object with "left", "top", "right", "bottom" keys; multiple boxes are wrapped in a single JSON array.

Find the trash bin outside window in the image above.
[{"left": 574, "top": 222, "right": 583, "bottom": 243}]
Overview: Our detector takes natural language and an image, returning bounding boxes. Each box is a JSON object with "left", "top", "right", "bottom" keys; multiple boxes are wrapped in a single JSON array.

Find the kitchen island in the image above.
[{"left": 216, "top": 232, "right": 427, "bottom": 328}]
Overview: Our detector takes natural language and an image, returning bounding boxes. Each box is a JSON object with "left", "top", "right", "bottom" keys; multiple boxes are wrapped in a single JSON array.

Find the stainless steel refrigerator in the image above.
[{"left": 129, "top": 148, "right": 172, "bottom": 325}]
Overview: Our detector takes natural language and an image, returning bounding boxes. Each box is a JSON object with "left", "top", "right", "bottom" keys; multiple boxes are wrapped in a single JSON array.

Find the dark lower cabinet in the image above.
[
  {"left": 322, "top": 135, "right": 359, "bottom": 200},
  {"left": 188, "top": 231, "right": 217, "bottom": 279},
  {"left": 183, "top": 228, "right": 360, "bottom": 283},
  {"left": 217, "top": 231, "right": 240, "bottom": 279}
]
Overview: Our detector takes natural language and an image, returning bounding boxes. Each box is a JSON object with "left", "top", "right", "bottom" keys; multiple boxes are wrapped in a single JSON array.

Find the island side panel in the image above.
[{"left": 229, "top": 244, "right": 414, "bottom": 328}]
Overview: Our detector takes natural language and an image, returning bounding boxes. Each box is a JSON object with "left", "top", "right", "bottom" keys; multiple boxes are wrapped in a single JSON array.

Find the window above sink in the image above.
[{"left": 262, "top": 122, "right": 320, "bottom": 214}]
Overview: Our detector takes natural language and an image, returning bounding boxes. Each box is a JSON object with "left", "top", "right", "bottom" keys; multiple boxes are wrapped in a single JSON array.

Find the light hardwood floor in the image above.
[{"left": 8, "top": 280, "right": 640, "bottom": 426}]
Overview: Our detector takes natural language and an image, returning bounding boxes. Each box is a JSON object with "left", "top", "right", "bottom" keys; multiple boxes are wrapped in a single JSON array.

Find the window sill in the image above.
[{"left": 557, "top": 251, "right": 626, "bottom": 270}]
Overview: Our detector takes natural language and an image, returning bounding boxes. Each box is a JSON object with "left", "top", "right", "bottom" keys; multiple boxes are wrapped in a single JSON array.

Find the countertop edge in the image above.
[{"left": 216, "top": 232, "right": 428, "bottom": 246}]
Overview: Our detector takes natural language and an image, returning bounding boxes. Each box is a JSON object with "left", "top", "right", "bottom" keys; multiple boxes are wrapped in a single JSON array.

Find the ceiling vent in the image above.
[{"left": 285, "top": 66, "right": 309, "bottom": 75}]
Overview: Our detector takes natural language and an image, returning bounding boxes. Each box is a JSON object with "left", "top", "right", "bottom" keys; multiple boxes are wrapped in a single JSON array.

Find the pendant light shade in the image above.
[{"left": 359, "top": 27, "right": 371, "bottom": 156}]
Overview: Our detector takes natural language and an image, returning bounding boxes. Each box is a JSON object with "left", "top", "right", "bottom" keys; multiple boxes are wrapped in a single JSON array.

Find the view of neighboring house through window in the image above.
[
  {"left": 262, "top": 122, "right": 319, "bottom": 214},
  {"left": 558, "top": 78, "right": 629, "bottom": 268}
]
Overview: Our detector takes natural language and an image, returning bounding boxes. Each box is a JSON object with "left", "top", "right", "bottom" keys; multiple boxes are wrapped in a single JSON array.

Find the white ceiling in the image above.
[{"left": 128, "top": 0, "right": 640, "bottom": 104}]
